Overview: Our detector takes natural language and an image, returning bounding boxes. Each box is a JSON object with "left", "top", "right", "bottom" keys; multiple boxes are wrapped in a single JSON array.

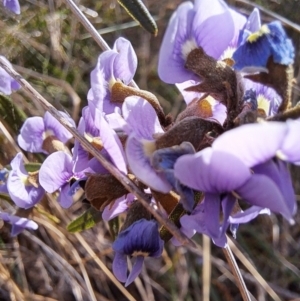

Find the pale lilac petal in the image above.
[
  {"left": 44, "top": 111, "right": 74, "bottom": 143},
  {"left": 204, "top": 193, "right": 221, "bottom": 238},
  {"left": 158, "top": 2, "right": 198, "bottom": 83},
  {"left": 125, "top": 256, "right": 144, "bottom": 287},
  {"left": 229, "top": 206, "right": 270, "bottom": 224},
  {"left": 221, "top": 194, "right": 236, "bottom": 234},
  {"left": 0, "top": 56, "right": 21, "bottom": 94},
  {"left": 122, "top": 96, "right": 164, "bottom": 139},
  {"left": 57, "top": 184, "right": 73, "bottom": 208},
  {"left": 174, "top": 148, "right": 251, "bottom": 193},
  {"left": 193, "top": 0, "right": 234, "bottom": 59},
  {"left": 113, "top": 38, "right": 137, "bottom": 84},
  {"left": 126, "top": 135, "right": 172, "bottom": 193},
  {"left": 17, "top": 117, "right": 45, "bottom": 153},
  {"left": 228, "top": 9, "right": 247, "bottom": 47},
  {"left": 236, "top": 174, "right": 294, "bottom": 222},
  {"left": 253, "top": 160, "right": 296, "bottom": 215},
  {"left": 102, "top": 196, "right": 129, "bottom": 221},
  {"left": 245, "top": 8, "right": 261, "bottom": 33},
  {"left": 0, "top": 212, "right": 38, "bottom": 236},
  {"left": 95, "top": 112, "right": 127, "bottom": 174},
  {"left": 3, "top": 0, "right": 20, "bottom": 14},
  {"left": 213, "top": 122, "right": 288, "bottom": 167},
  {"left": 113, "top": 252, "right": 128, "bottom": 283},
  {"left": 7, "top": 153, "right": 44, "bottom": 208},
  {"left": 176, "top": 81, "right": 202, "bottom": 105},
  {"left": 39, "top": 151, "right": 73, "bottom": 193},
  {"left": 278, "top": 119, "right": 300, "bottom": 162}
]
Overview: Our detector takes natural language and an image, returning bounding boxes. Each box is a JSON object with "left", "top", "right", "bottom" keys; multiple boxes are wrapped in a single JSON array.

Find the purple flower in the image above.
[
  {"left": 233, "top": 21, "right": 294, "bottom": 70},
  {"left": 158, "top": 0, "right": 246, "bottom": 84},
  {"left": 112, "top": 219, "right": 164, "bottom": 286},
  {"left": 72, "top": 106, "right": 127, "bottom": 174},
  {"left": 0, "top": 56, "right": 21, "bottom": 95},
  {"left": 243, "top": 79, "right": 282, "bottom": 117},
  {"left": 123, "top": 96, "right": 172, "bottom": 193},
  {"left": 3, "top": 0, "right": 20, "bottom": 14},
  {"left": 88, "top": 38, "right": 137, "bottom": 114},
  {"left": 173, "top": 121, "right": 299, "bottom": 244},
  {"left": 39, "top": 151, "right": 85, "bottom": 208},
  {"left": 0, "top": 212, "right": 38, "bottom": 236},
  {"left": 18, "top": 111, "right": 75, "bottom": 154},
  {"left": 7, "top": 153, "right": 45, "bottom": 209}
]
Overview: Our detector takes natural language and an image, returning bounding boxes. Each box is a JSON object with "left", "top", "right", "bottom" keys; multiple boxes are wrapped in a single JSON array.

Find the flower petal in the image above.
[
  {"left": 213, "top": 122, "right": 288, "bottom": 167},
  {"left": 39, "top": 151, "right": 73, "bottom": 193},
  {"left": 113, "top": 252, "right": 128, "bottom": 283},
  {"left": 17, "top": 116, "right": 45, "bottom": 153},
  {"left": 229, "top": 206, "right": 270, "bottom": 224},
  {"left": 236, "top": 174, "right": 294, "bottom": 223},
  {"left": 125, "top": 256, "right": 144, "bottom": 287},
  {"left": 113, "top": 38, "right": 137, "bottom": 84},
  {"left": 126, "top": 134, "right": 172, "bottom": 193},
  {"left": 193, "top": 0, "right": 235, "bottom": 59},
  {"left": 158, "top": 2, "right": 198, "bottom": 84},
  {"left": 44, "top": 111, "right": 74, "bottom": 143},
  {"left": 122, "top": 96, "right": 164, "bottom": 139},
  {"left": 174, "top": 148, "right": 251, "bottom": 193}
]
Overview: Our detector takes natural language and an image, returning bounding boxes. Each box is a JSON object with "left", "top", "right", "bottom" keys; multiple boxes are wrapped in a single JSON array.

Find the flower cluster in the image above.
[{"left": 1, "top": 0, "right": 299, "bottom": 287}]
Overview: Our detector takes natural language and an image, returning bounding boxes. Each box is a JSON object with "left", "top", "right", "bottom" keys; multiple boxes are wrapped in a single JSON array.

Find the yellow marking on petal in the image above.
[
  {"left": 132, "top": 250, "right": 149, "bottom": 257},
  {"left": 85, "top": 133, "right": 103, "bottom": 151},
  {"left": 108, "top": 77, "right": 117, "bottom": 91},
  {"left": 142, "top": 140, "right": 156, "bottom": 158},
  {"left": 181, "top": 38, "right": 198, "bottom": 61},
  {"left": 257, "top": 94, "right": 270, "bottom": 116},
  {"left": 198, "top": 97, "right": 213, "bottom": 118},
  {"left": 20, "top": 175, "right": 30, "bottom": 185},
  {"left": 247, "top": 25, "right": 270, "bottom": 43}
]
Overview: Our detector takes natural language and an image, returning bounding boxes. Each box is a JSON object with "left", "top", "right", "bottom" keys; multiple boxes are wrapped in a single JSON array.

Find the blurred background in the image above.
[{"left": 0, "top": 0, "right": 300, "bottom": 300}]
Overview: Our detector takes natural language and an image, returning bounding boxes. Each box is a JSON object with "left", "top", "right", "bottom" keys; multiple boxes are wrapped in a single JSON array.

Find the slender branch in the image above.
[
  {"left": 62, "top": 0, "right": 110, "bottom": 52},
  {"left": 62, "top": 0, "right": 138, "bottom": 89},
  {"left": 223, "top": 242, "right": 252, "bottom": 301},
  {"left": 14, "top": 65, "right": 81, "bottom": 122},
  {"left": 0, "top": 57, "right": 195, "bottom": 249}
]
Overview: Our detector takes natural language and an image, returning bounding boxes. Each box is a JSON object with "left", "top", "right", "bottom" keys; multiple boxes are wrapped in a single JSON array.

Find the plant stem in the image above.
[
  {"left": 62, "top": 0, "right": 139, "bottom": 89},
  {"left": 223, "top": 243, "right": 252, "bottom": 301}
]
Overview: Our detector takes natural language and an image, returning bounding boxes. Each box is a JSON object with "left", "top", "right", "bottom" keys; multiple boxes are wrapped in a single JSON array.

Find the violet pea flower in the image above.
[
  {"left": 39, "top": 151, "right": 85, "bottom": 208},
  {"left": 18, "top": 111, "right": 75, "bottom": 154},
  {"left": 88, "top": 37, "right": 137, "bottom": 115},
  {"left": 6, "top": 153, "right": 45, "bottom": 209},
  {"left": 158, "top": 0, "right": 246, "bottom": 84},
  {"left": 0, "top": 212, "right": 38, "bottom": 236},
  {"left": 173, "top": 121, "right": 299, "bottom": 243},
  {"left": 112, "top": 219, "right": 164, "bottom": 287}
]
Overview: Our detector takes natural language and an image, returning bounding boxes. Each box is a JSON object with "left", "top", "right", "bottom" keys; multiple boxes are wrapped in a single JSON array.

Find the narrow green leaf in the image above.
[
  {"left": 117, "top": 0, "right": 158, "bottom": 35},
  {"left": 67, "top": 207, "right": 103, "bottom": 233}
]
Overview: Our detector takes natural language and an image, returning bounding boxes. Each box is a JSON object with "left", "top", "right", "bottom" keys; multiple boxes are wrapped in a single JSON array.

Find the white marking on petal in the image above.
[{"left": 181, "top": 38, "right": 198, "bottom": 61}]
